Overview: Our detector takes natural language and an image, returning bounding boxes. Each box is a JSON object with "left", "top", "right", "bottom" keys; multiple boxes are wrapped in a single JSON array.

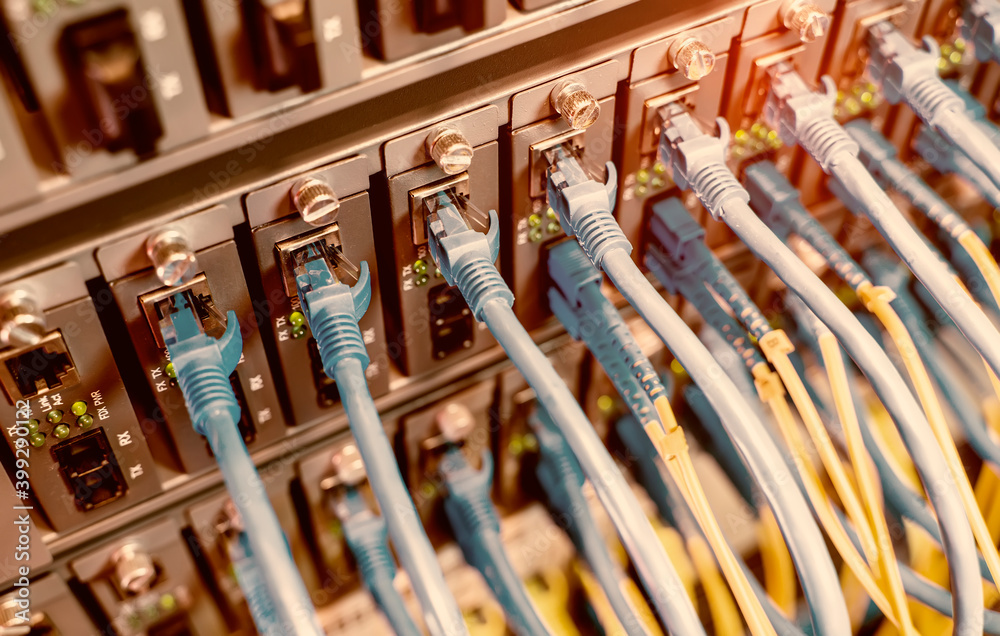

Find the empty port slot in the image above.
[
  {"left": 54, "top": 428, "right": 128, "bottom": 511},
  {"left": 414, "top": 0, "right": 485, "bottom": 33},
  {"left": 0, "top": 331, "right": 81, "bottom": 402},
  {"left": 307, "top": 338, "right": 340, "bottom": 407},
  {"left": 63, "top": 9, "right": 163, "bottom": 156},
  {"left": 428, "top": 284, "right": 474, "bottom": 360}
]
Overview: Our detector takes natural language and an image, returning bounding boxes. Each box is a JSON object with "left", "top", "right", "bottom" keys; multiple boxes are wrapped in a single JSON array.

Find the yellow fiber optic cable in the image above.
[
  {"left": 758, "top": 332, "right": 884, "bottom": 570},
  {"left": 859, "top": 282, "right": 1000, "bottom": 593},
  {"left": 752, "top": 366, "right": 902, "bottom": 627},
  {"left": 758, "top": 508, "right": 797, "bottom": 616},
  {"left": 687, "top": 533, "right": 745, "bottom": 636},
  {"left": 816, "top": 330, "right": 915, "bottom": 633},
  {"left": 645, "top": 396, "right": 777, "bottom": 636}
]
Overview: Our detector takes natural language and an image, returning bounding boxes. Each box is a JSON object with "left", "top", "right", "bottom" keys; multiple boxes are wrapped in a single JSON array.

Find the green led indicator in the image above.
[
  {"left": 529, "top": 228, "right": 543, "bottom": 242},
  {"left": 528, "top": 214, "right": 542, "bottom": 228},
  {"left": 635, "top": 185, "right": 648, "bottom": 197},
  {"left": 46, "top": 410, "right": 63, "bottom": 424},
  {"left": 71, "top": 401, "right": 88, "bottom": 416},
  {"left": 52, "top": 424, "right": 70, "bottom": 439},
  {"left": 26, "top": 419, "right": 39, "bottom": 434},
  {"left": 77, "top": 414, "right": 94, "bottom": 429},
  {"left": 415, "top": 274, "right": 429, "bottom": 287},
  {"left": 165, "top": 362, "right": 176, "bottom": 379},
  {"left": 435, "top": 267, "right": 443, "bottom": 278},
  {"left": 29, "top": 433, "right": 45, "bottom": 448},
  {"left": 160, "top": 594, "right": 177, "bottom": 612},
  {"left": 636, "top": 169, "right": 650, "bottom": 184},
  {"left": 413, "top": 259, "right": 428, "bottom": 275},
  {"left": 546, "top": 208, "right": 558, "bottom": 220},
  {"left": 546, "top": 222, "right": 561, "bottom": 234},
  {"left": 653, "top": 162, "right": 667, "bottom": 175},
  {"left": 292, "top": 325, "right": 307, "bottom": 340},
  {"left": 289, "top": 311, "right": 305, "bottom": 327},
  {"left": 508, "top": 437, "right": 524, "bottom": 456}
]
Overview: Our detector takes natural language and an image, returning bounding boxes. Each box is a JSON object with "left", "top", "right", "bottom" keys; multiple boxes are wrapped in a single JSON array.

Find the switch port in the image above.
[
  {"left": 307, "top": 337, "right": 340, "bottom": 407},
  {"left": 529, "top": 130, "right": 585, "bottom": 199},
  {"left": 414, "top": 0, "right": 485, "bottom": 34},
  {"left": 54, "top": 428, "right": 128, "bottom": 511},
  {"left": 408, "top": 173, "right": 471, "bottom": 245},
  {"left": 63, "top": 9, "right": 163, "bottom": 156},
  {"left": 139, "top": 275, "right": 223, "bottom": 348},
  {"left": 246, "top": 0, "right": 320, "bottom": 92},
  {"left": 274, "top": 224, "right": 356, "bottom": 297},
  {"left": 0, "top": 331, "right": 81, "bottom": 402},
  {"left": 428, "top": 284, "right": 474, "bottom": 360}
]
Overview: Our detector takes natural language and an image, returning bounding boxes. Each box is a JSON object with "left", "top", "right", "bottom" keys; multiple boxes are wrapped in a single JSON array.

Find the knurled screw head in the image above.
[
  {"left": 781, "top": 0, "right": 831, "bottom": 42},
  {"left": 146, "top": 228, "right": 198, "bottom": 287},
  {"left": 0, "top": 289, "right": 46, "bottom": 348},
  {"left": 332, "top": 444, "right": 366, "bottom": 486},
  {"left": 0, "top": 593, "right": 31, "bottom": 634},
  {"left": 112, "top": 543, "right": 157, "bottom": 595},
  {"left": 291, "top": 177, "right": 340, "bottom": 227},
  {"left": 550, "top": 80, "right": 601, "bottom": 130},
  {"left": 435, "top": 402, "right": 476, "bottom": 444},
  {"left": 426, "top": 126, "right": 474, "bottom": 175},
  {"left": 670, "top": 38, "right": 716, "bottom": 81}
]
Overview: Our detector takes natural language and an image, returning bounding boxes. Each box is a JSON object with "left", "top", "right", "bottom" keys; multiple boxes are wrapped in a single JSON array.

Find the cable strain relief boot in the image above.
[
  {"left": 797, "top": 117, "right": 858, "bottom": 174},
  {"left": 312, "top": 309, "right": 370, "bottom": 375},
  {"left": 344, "top": 514, "right": 396, "bottom": 590},
  {"left": 546, "top": 158, "right": 630, "bottom": 268},
  {"left": 297, "top": 260, "right": 372, "bottom": 373},
  {"left": 906, "top": 73, "right": 967, "bottom": 128},
  {"left": 441, "top": 449, "right": 500, "bottom": 543},
  {"left": 659, "top": 109, "right": 748, "bottom": 219},
  {"left": 688, "top": 162, "right": 748, "bottom": 220},
  {"left": 429, "top": 207, "right": 514, "bottom": 319},
  {"left": 165, "top": 303, "right": 243, "bottom": 437}
]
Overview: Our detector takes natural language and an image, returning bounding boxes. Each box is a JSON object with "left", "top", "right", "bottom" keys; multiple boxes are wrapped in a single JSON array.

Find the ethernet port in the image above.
[
  {"left": 54, "top": 428, "right": 128, "bottom": 511},
  {"left": 307, "top": 337, "right": 340, "bottom": 407},
  {"left": 428, "top": 284, "right": 474, "bottom": 360},
  {"left": 0, "top": 331, "right": 81, "bottom": 402}
]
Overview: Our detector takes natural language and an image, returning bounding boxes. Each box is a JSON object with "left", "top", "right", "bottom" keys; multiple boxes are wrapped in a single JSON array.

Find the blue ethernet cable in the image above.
[
  {"left": 661, "top": 96, "right": 982, "bottom": 634},
  {"left": 964, "top": 0, "right": 1000, "bottom": 63},
  {"left": 543, "top": 145, "right": 847, "bottom": 636},
  {"left": 546, "top": 241, "right": 748, "bottom": 633},
  {"left": 422, "top": 190, "right": 705, "bottom": 635},
  {"left": 844, "top": 123, "right": 1000, "bottom": 314},
  {"left": 867, "top": 20, "right": 1000, "bottom": 193},
  {"left": 160, "top": 292, "right": 324, "bottom": 636},
  {"left": 765, "top": 63, "right": 1000, "bottom": 383},
  {"left": 331, "top": 487, "right": 422, "bottom": 636},
  {"left": 293, "top": 245, "right": 467, "bottom": 636},
  {"left": 641, "top": 202, "right": 770, "bottom": 372},
  {"left": 546, "top": 240, "right": 667, "bottom": 427},
  {"left": 223, "top": 524, "right": 286, "bottom": 635},
  {"left": 438, "top": 446, "right": 551, "bottom": 636},
  {"left": 615, "top": 415, "right": 806, "bottom": 636},
  {"left": 529, "top": 409, "right": 651, "bottom": 636},
  {"left": 914, "top": 126, "right": 1000, "bottom": 210}
]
